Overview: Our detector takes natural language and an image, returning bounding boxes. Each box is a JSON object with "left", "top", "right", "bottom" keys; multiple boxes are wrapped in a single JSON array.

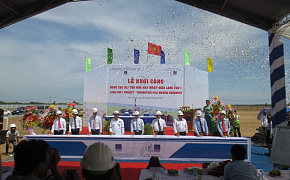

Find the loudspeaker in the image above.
[{"left": 0, "top": 108, "right": 3, "bottom": 130}]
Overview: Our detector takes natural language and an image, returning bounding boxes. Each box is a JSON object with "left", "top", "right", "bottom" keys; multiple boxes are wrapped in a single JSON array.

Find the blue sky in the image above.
[{"left": 0, "top": 0, "right": 289, "bottom": 105}]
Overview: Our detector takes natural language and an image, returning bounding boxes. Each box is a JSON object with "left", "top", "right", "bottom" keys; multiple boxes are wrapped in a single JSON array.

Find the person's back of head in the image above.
[
  {"left": 81, "top": 142, "right": 121, "bottom": 180},
  {"left": 267, "top": 115, "right": 272, "bottom": 122},
  {"left": 146, "top": 156, "right": 163, "bottom": 169},
  {"left": 13, "top": 139, "right": 49, "bottom": 176},
  {"left": 231, "top": 144, "right": 246, "bottom": 161}
]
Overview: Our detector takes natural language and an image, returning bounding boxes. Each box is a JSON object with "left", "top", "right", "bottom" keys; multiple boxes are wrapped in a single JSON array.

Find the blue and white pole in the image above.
[{"left": 269, "top": 33, "right": 287, "bottom": 127}]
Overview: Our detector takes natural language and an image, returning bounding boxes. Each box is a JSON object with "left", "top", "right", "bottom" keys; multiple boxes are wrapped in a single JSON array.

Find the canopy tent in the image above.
[
  {"left": 269, "top": 21, "right": 290, "bottom": 39},
  {"left": 0, "top": 0, "right": 289, "bottom": 37},
  {"left": 176, "top": 0, "right": 290, "bottom": 39},
  {"left": 0, "top": 0, "right": 89, "bottom": 29}
]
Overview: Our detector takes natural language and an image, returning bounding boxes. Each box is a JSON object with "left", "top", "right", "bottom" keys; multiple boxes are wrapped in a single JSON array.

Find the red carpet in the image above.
[{"left": 3, "top": 161, "right": 201, "bottom": 180}]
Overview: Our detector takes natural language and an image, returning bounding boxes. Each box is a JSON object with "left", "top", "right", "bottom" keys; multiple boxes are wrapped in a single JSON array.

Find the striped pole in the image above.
[{"left": 269, "top": 33, "right": 287, "bottom": 127}]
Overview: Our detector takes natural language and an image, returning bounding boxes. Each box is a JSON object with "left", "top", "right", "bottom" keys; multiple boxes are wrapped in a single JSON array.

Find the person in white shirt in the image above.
[
  {"left": 51, "top": 110, "right": 66, "bottom": 135},
  {"left": 217, "top": 110, "right": 231, "bottom": 137},
  {"left": 266, "top": 115, "right": 272, "bottom": 154},
  {"left": 193, "top": 110, "right": 209, "bottom": 136},
  {"left": 173, "top": 110, "right": 188, "bottom": 136},
  {"left": 110, "top": 111, "right": 124, "bottom": 135},
  {"left": 88, "top": 108, "right": 102, "bottom": 135},
  {"left": 260, "top": 111, "right": 268, "bottom": 129},
  {"left": 69, "top": 109, "right": 82, "bottom": 135},
  {"left": 151, "top": 111, "right": 166, "bottom": 135},
  {"left": 6, "top": 124, "right": 19, "bottom": 154},
  {"left": 130, "top": 111, "right": 144, "bottom": 135},
  {"left": 260, "top": 111, "right": 268, "bottom": 145}
]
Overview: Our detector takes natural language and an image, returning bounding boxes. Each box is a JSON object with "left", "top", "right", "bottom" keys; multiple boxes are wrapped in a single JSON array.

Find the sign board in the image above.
[{"left": 83, "top": 65, "right": 208, "bottom": 124}]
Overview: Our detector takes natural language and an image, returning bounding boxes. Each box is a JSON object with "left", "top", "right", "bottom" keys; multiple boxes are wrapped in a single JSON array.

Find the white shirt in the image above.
[
  {"left": 51, "top": 117, "right": 66, "bottom": 134},
  {"left": 151, "top": 118, "right": 166, "bottom": 132},
  {"left": 260, "top": 115, "right": 268, "bottom": 127},
  {"left": 193, "top": 117, "right": 209, "bottom": 134},
  {"left": 88, "top": 115, "right": 102, "bottom": 133},
  {"left": 110, "top": 118, "right": 124, "bottom": 135},
  {"left": 69, "top": 116, "right": 82, "bottom": 132},
  {"left": 217, "top": 118, "right": 231, "bottom": 134},
  {"left": 130, "top": 118, "right": 145, "bottom": 133},
  {"left": 6, "top": 130, "right": 19, "bottom": 141},
  {"left": 173, "top": 118, "right": 188, "bottom": 134},
  {"left": 224, "top": 160, "right": 257, "bottom": 180}
]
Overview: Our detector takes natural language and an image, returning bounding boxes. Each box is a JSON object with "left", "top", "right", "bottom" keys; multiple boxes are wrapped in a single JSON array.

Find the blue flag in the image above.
[
  {"left": 161, "top": 50, "right": 165, "bottom": 64},
  {"left": 134, "top": 49, "right": 139, "bottom": 64}
]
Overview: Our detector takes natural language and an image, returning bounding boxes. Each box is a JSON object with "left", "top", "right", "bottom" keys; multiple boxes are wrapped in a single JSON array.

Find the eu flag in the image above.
[
  {"left": 160, "top": 50, "right": 165, "bottom": 64},
  {"left": 134, "top": 49, "right": 139, "bottom": 64}
]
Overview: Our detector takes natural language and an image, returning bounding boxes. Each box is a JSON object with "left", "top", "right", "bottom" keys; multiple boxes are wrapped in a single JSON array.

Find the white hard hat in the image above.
[
  {"left": 196, "top": 110, "right": 202, "bottom": 116},
  {"left": 81, "top": 142, "right": 116, "bottom": 174},
  {"left": 133, "top": 111, "right": 140, "bottom": 115},
  {"left": 177, "top": 110, "right": 184, "bottom": 116},
  {"left": 56, "top": 110, "right": 62, "bottom": 115},
  {"left": 72, "top": 109, "right": 78, "bottom": 115},
  {"left": 10, "top": 124, "right": 16, "bottom": 128},
  {"left": 92, "top": 108, "right": 98, "bottom": 113},
  {"left": 113, "top": 111, "right": 120, "bottom": 115},
  {"left": 219, "top": 110, "right": 226, "bottom": 115},
  {"left": 156, "top": 111, "right": 162, "bottom": 116}
]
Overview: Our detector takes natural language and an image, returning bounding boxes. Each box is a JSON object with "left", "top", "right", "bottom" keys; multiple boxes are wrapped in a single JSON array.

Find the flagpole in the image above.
[{"left": 183, "top": 64, "right": 185, "bottom": 106}]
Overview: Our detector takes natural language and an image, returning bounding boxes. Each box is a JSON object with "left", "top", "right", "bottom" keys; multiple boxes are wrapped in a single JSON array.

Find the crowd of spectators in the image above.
[{"left": 2, "top": 141, "right": 260, "bottom": 180}]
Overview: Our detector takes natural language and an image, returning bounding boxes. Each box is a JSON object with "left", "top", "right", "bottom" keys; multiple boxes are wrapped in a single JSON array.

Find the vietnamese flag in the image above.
[{"left": 148, "top": 42, "right": 162, "bottom": 55}]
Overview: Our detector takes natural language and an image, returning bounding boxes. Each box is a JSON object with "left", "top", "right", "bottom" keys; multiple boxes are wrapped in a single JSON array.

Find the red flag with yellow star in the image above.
[{"left": 148, "top": 42, "right": 162, "bottom": 55}]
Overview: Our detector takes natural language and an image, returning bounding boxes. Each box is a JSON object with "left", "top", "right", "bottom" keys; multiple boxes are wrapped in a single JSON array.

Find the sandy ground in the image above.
[{"left": 0, "top": 109, "right": 261, "bottom": 162}]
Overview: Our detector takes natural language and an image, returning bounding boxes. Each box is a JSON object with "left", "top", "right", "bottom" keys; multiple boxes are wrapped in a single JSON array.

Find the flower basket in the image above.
[
  {"left": 38, "top": 105, "right": 59, "bottom": 133},
  {"left": 179, "top": 106, "right": 195, "bottom": 113},
  {"left": 63, "top": 103, "right": 77, "bottom": 131},
  {"left": 21, "top": 111, "right": 39, "bottom": 129}
]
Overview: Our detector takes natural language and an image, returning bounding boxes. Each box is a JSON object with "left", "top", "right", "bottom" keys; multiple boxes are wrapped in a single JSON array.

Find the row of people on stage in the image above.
[
  {"left": 203, "top": 99, "right": 241, "bottom": 137},
  {"left": 50, "top": 106, "right": 234, "bottom": 137},
  {"left": 51, "top": 110, "right": 82, "bottom": 135}
]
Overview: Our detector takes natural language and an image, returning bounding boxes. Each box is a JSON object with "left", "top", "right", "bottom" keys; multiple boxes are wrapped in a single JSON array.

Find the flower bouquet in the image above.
[
  {"left": 208, "top": 160, "right": 231, "bottom": 177},
  {"left": 38, "top": 105, "right": 58, "bottom": 133},
  {"left": 21, "top": 111, "right": 38, "bottom": 130},
  {"left": 63, "top": 103, "right": 76, "bottom": 134}
]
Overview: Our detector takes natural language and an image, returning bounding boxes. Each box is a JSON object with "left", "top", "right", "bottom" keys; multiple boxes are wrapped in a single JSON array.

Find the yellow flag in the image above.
[{"left": 207, "top": 57, "right": 212, "bottom": 72}]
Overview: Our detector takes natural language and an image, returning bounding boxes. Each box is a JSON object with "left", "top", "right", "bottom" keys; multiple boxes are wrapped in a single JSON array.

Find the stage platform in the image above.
[{"left": 24, "top": 135, "right": 251, "bottom": 162}]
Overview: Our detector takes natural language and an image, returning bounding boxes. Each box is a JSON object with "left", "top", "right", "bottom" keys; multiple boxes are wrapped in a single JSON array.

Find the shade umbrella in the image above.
[{"left": 257, "top": 108, "right": 271, "bottom": 120}]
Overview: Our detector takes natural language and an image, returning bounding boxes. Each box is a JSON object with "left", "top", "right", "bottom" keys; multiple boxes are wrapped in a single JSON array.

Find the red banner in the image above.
[{"left": 148, "top": 42, "right": 162, "bottom": 55}]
